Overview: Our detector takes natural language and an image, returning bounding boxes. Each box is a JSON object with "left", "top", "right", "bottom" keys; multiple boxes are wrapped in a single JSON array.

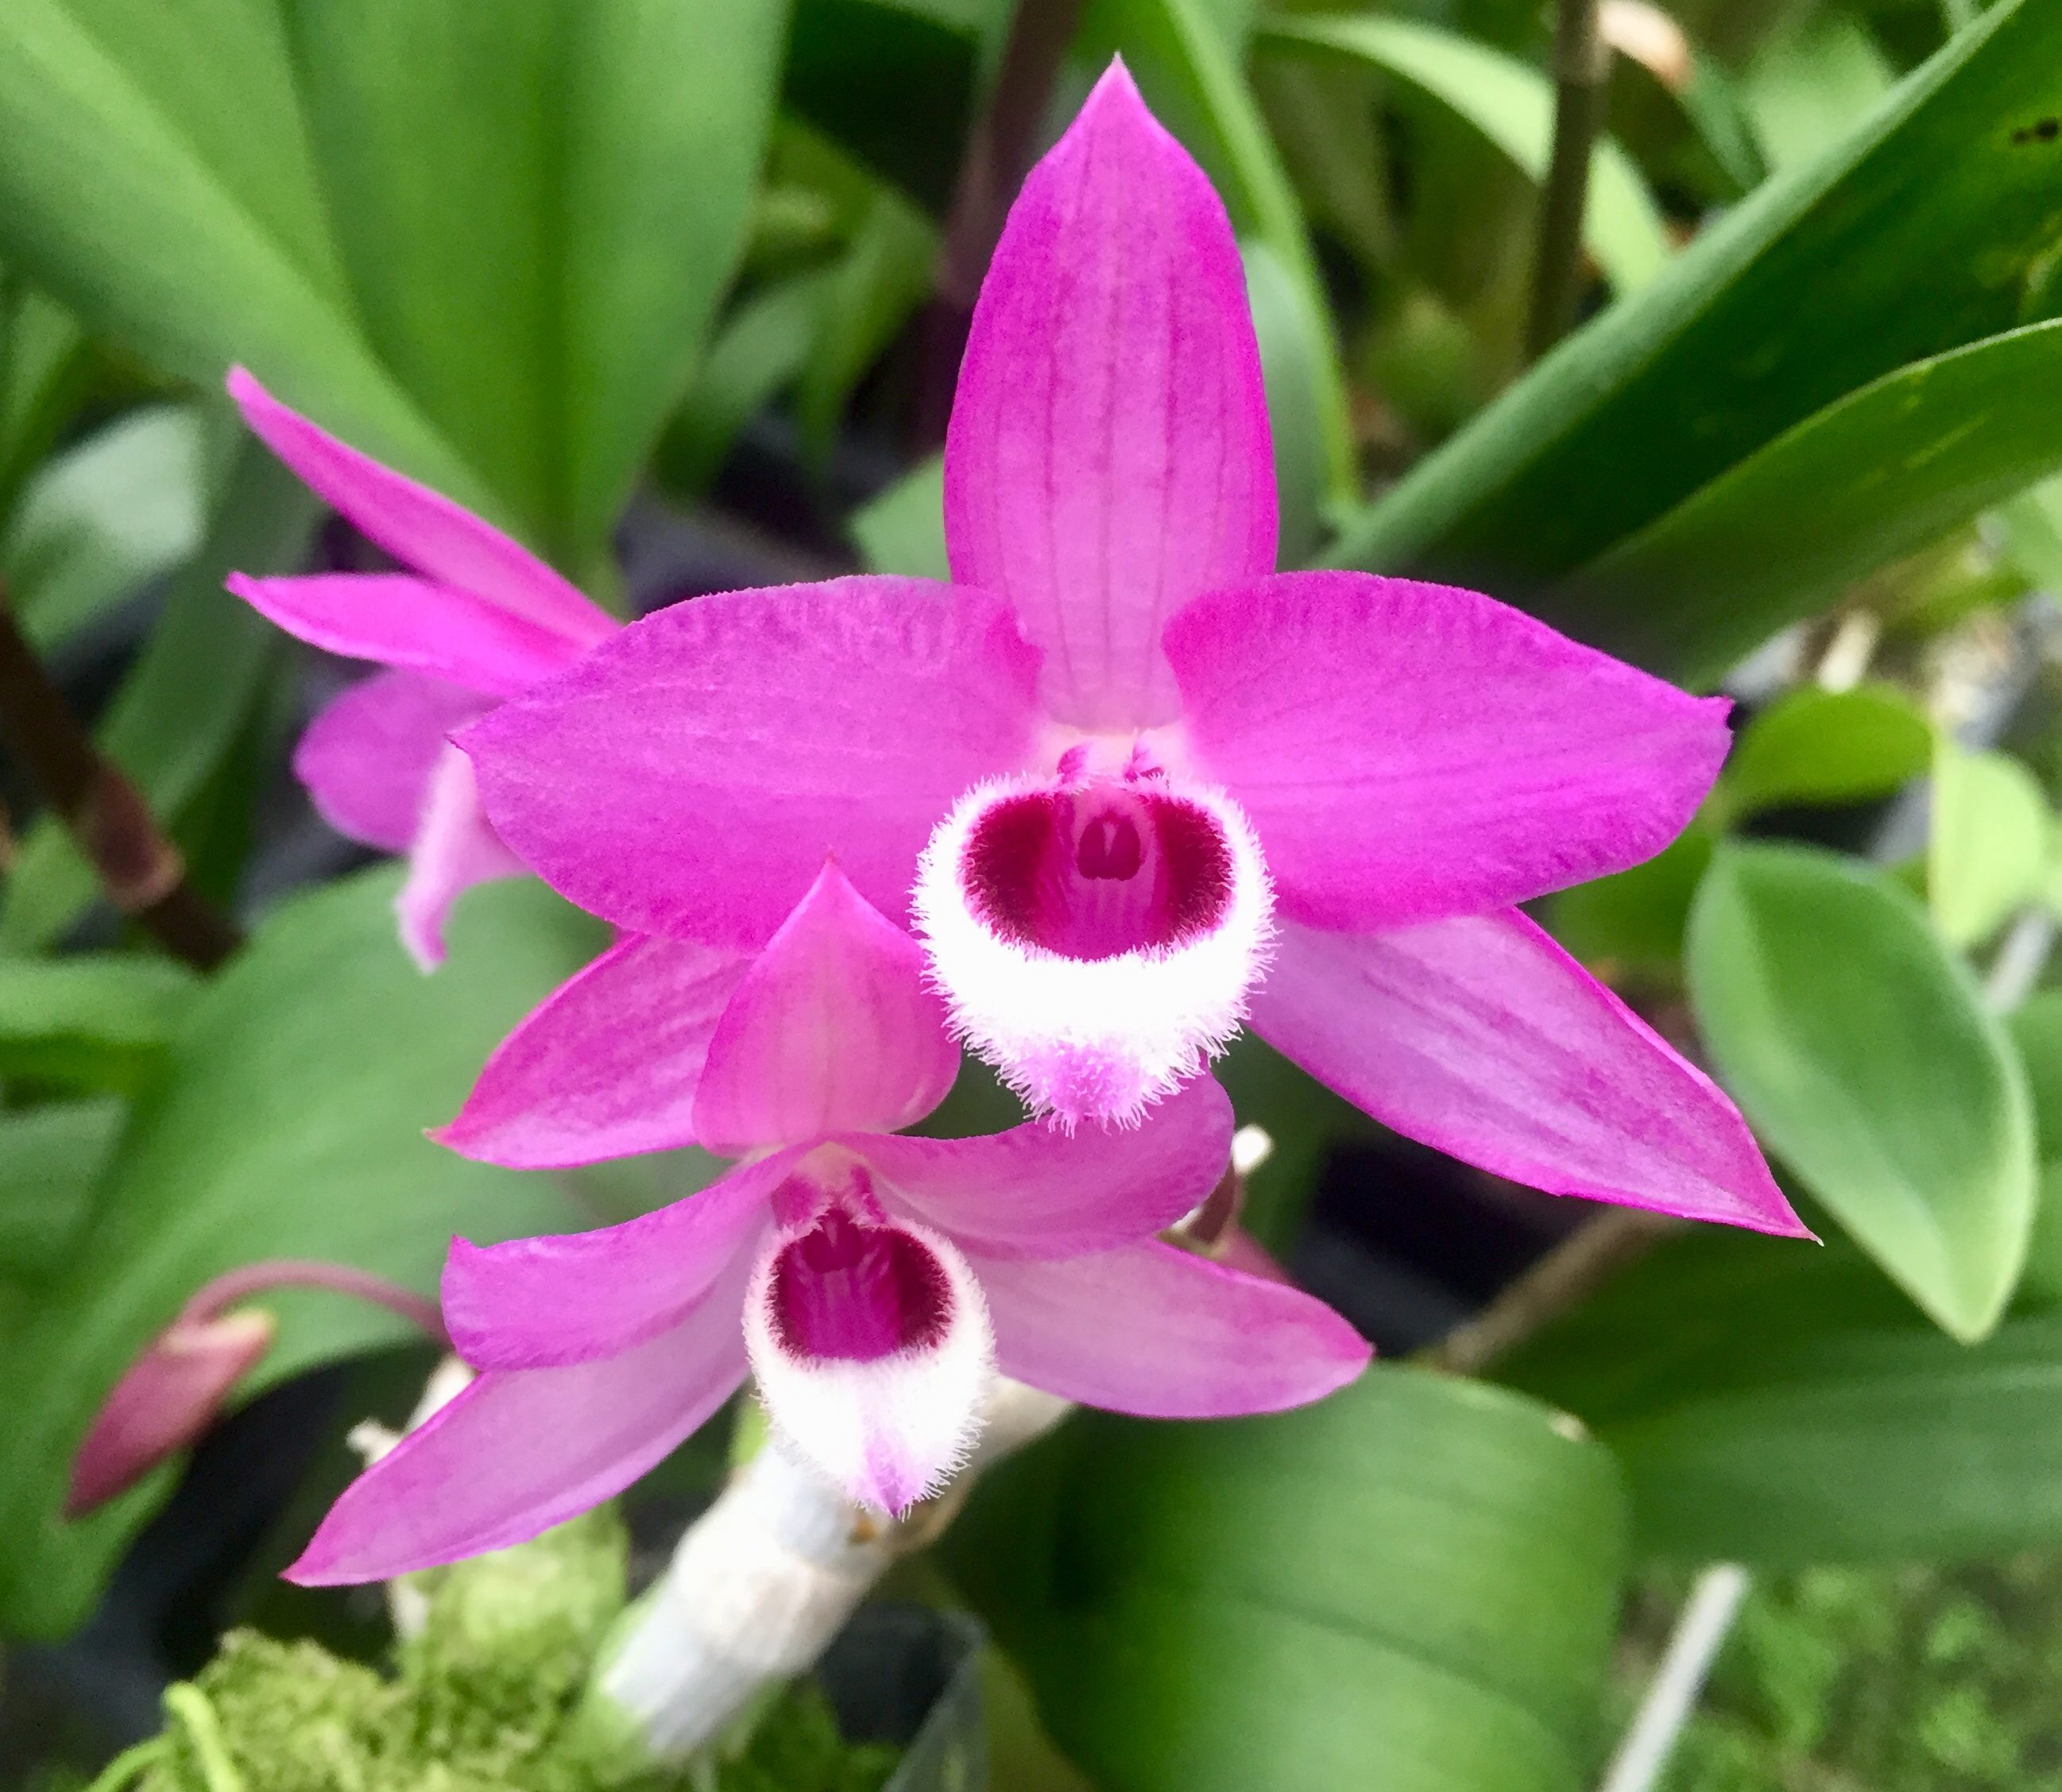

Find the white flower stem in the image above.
[
  {"left": 1596, "top": 1563, "right": 1751, "bottom": 1792},
  {"left": 594, "top": 1378, "right": 1071, "bottom": 1759}
]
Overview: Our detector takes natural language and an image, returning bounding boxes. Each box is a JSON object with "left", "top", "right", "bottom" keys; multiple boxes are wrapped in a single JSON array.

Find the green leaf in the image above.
[
  {"left": 1244, "top": 241, "right": 1329, "bottom": 563},
  {"left": 1929, "top": 740, "right": 2051, "bottom": 948},
  {"left": 286, "top": 0, "right": 788, "bottom": 568},
  {"left": 6, "top": 404, "right": 206, "bottom": 651},
  {"left": 0, "top": 868, "right": 605, "bottom": 1639},
  {"left": 2008, "top": 991, "right": 2062, "bottom": 1163},
  {"left": 0, "top": 275, "right": 91, "bottom": 528},
  {"left": 660, "top": 268, "right": 834, "bottom": 497},
  {"left": 1717, "top": 684, "right": 1933, "bottom": 822},
  {"left": 1259, "top": 15, "right": 1672, "bottom": 296},
  {"left": 0, "top": 1096, "right": 122, "bottom": 1282},
  {"left": 1548, "top": 825, "right": 1714, "bottom": 974},
  {"left": 951, "top": 1370, "right": 1626, "bottom": 1792},
  {"left": 1685, "top": 842, "right": 2036, "bottom": 1341},
  {"left": 1549, "top": 322, "right": 2062, "bottom": 682},
  {"left": 1504, "top": 1229, "right": 2062, "bottom": 1565},
  {"left": 1331, "top": 0, "right": 2062, "bottom": 652},
  {"left": 0, "top": 952, "right": 197, "bottom": 1092},
  {"left": 1082, "top": 0, "right": 1357, "bottom": 509},
  {"left": 0, "top": 430, "right": 319, "bottom": 950},
  {"left": 849, "top": 455, "right": 948, "bottom": 580},
  {"left": 1739, "top": 10, "right": 1896, "bottom": 175}
]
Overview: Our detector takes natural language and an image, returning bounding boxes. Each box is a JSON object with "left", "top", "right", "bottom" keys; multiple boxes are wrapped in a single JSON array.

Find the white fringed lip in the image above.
[{"left": 912, "top": 769, "right": 1275, "bottom": 1126}]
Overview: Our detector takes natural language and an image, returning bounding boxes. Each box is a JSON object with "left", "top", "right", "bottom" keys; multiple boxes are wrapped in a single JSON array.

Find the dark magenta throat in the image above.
[
  {"left": 961, "top": 784, "right": 1233, "bottom": 961},
  {"left": 770, "top": 1210, "right": 954, "bottom": 1362}
]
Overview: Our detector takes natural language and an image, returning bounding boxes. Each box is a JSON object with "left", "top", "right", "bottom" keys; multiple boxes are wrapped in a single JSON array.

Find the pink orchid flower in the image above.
[
  {"left": 449, "top": 64, "right": 1801, "bottom": 1240},
  {"left": 287, "top": 861, "right": 1365, "bottom": 1583},
  {"left": 223, "top": 370, "right": 617, "bottom": 969}
]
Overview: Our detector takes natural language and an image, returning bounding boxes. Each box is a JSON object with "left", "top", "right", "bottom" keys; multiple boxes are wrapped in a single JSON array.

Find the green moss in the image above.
[{"left": 130, "top": 1509, "right": 896, "bottom": 1792}]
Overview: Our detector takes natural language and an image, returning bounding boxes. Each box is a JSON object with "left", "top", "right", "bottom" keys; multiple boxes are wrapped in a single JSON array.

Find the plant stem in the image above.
[
  {"left": 179, "top": 1259, "right": 448, "bottom": 1343},
  {"left": 916, "top": 0, "right": 1088, "bottom": 443},
  {"left": 1525, "top": 0, "right": 1610, "bottom": 362},
  {"left": 0, "top": 589, "right": 241, "bottom": 970},
  {"left": 1597, "top": 1564, "right": 1752, "bottom": 1792},
  {"left": 1420, "top": 1207, "right": 1675, "bottom": 1376}
]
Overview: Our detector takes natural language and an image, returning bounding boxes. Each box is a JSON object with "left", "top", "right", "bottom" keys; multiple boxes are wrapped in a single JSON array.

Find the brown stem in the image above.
[
  {"left": 1523, "top": 0, "right": 1611, "bottom": 362},
  {"left": 0, "top": 588, "right": 241, "bottom": 970},
  {"left": 914, "top": 0, "right": 1089, "bottom": 444},
  {"left": 1419, "top": 1208, "right": 1675, "bottom": 1377}
]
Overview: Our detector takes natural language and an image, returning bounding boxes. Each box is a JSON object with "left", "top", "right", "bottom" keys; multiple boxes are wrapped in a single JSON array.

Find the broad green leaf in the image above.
[
  {"left": 6, "top": 404, "right": 205, "bottom": 651},
  {"left": 1550, "top": 322, "right": 2062, "bottom": 681},
  {"left": 1716, "top": 684, "right": 1932, "bottom": 822},
  {"left": 2009, "top": 992, "right": 2062, "bottom": 1163},
  {"left": 1259, "top": 16, "right": 1672, "bottom": 296},
  {"left": 1739, "top": 10, "right": 1896, "bottom": 174},
  {"left": 0, "top": 1096, "right": 122, "bottom": 1282},
  {"left": 0, "top": 432, "right": 319, "bottom": 950},
  {"left": 1504, "top": 1229, "right": 2062, "bottom": 1565},
  {"left": 0, "top": 952, "right": 197, "bottom": 1092},
  {"left": 1081, "top": 0, "right": 1356, "bottom": 507},
  {"left": 287, "top": 0, "right": 788, "bottom": 569},
  {"left": 1929, "top": 740, "right": 2051, "bottom": 948},
  {"left": 1332, "top": 0, "right": 2062, "bottom": 656},
  {"left": 0, "top": 0, "right": 489, "bottom": 516},
  {"left": 0, "top": 868, "right": 604, "bottom": 1639},
  {"left": 1998, "top": 474, "right": 2062, "bottom": 590},
  {"left": 951, "top": 1371, "right": 1626, "bottom": 1792},
  {"left": 661, "top": 269, "right": 835, "bottom": 497},
  {"left": 1686, "top": 843, "right": 2035, "bottom": 1340},
  {"left": 1548, "top": 825, "right": 1714, "bottom": 974},
  {"left": 850, "top": 455, "right": 948, "bottom": 579}
]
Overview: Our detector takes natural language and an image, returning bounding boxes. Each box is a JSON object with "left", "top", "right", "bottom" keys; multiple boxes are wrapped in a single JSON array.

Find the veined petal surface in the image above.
[
  {"left": 1250, "top": 912, "right": 1806, "bottom": 1235},
  {"left": 944, "top": 60, "right": 1276, "bottom": 733},
  {"left": 969, "top": 1239, "right": 1368, "bottom": 1415},
  {"left": 293, "top": 670, "right": 487, "bottom": 854},
  {"left": 1165, "top": 571, "right": 1731, "bottom": 928},
  {"left": 692, "top": 863, "right": 960, "bottom": 1155},
  {"left": 437, "top": 933, "right": 756, "bottom": 1168},
  {"left": 464, "top": 578, "right": 1043, "bottom": 945}
]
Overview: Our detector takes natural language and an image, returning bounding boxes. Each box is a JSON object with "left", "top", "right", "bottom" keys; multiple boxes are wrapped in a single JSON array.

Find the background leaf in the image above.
[
  {"left": 0, "top": 952, "right": 196, "bottom": 1093},
  {"left": 1929, "top": 740, "right": 2052, "bottom": 949},
  {"left": 951, "top": 1370, "right": 1627, "bottom": 1792},
  {"left": 1717, "top": 684, "right": 1932, "bottom": 821},
  {"left": 1685, "top": 842, "right": 2035, "bottom": 1340},
  {"left": 0, "top": 868, "right": 605, "bottom": 1638}
]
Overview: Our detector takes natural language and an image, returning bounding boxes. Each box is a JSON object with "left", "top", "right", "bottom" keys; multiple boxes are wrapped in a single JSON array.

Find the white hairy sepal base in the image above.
[
  {"left": 913, "top": 772, "right": 1275, "bottom": 1125},
  {"left": 741, "top": 1218, "right": 994, "bottom": 1516}
]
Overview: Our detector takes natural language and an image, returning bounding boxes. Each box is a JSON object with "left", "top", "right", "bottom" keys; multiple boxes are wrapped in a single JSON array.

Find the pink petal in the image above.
[
  {"left": 285, "top": 1271, "right": 750, "bottom": 1584},
  {"left": 227, "top": 368, "right": 613, "bottom": 647},
  {"left": 1250, "top": 911, "right": 1807, "bottom": 1235},
  {"left": 743, "top": 1210, "right": 992, "bottom": 1515},
  {"left": 293, "top": 670, "right": 488, "bottom": 854},
  {"left": 442, "top": 1156, "right": 787, "bottom": 1368},
  {"left": 1163, "top": 571, "right": 1731, "bottom": 929},
  {"left": 944, "top": 61, "right": 1275, "bottom": 733},
  {"left": 394, "top": 745, "right": 526, "bottom": 972},
  {"left": 228, "top": 573, "right": 590, "bottom": 698},
  {"left": 969, "top": 1239, "right": 1368, "bottom": 1416},
  {"left": 463, "top": 578, "right": 1043, "bottom": 946},
  {"left": 693, "top": 862, "right": 960, "bottom": 1155},
  {"left": 858, "top": 1074, "right": 1234, "bottom": 1260},
  {"left": 435, "top": 933, "right": 756, "bottom": 1168}
]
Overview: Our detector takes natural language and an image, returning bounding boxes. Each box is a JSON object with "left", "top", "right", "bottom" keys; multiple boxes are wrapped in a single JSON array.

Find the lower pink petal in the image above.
[
  {"left": 462, "top": 577, "right": 1044, "bottom": 946},
  {"left": 857, "top": 1076, "right": 1234, "bottom": 1260},
  {"left": 969, "top": 1239, "right": 1368, "bottom": 1416},
  {"left": 394, "top": 746, "right": 526, "bottom": 971},
  {"left": 1251, "top": 912, "right": 1807, "bottom": 1236},
  {"left": 443, "top": 1156, "right": 787, "bottom": 1369},
  {"left": 230, "top": 573, "right": 590, "bottom": 698},
  {"left": 436, "top": 933, "right": 756, "bottom": 1167},
  {"left": 1163, "top": 571, "right": 1731, "bottom": 929},
  {"left": 293, "top": 670, "right": 489, "bottom": 854},
  {"left": 691, "top": 863, "right": 961, "bottom": 1155},
  {"left": 284, "top": 1267, "right": 750, "bottom": 1584}
]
